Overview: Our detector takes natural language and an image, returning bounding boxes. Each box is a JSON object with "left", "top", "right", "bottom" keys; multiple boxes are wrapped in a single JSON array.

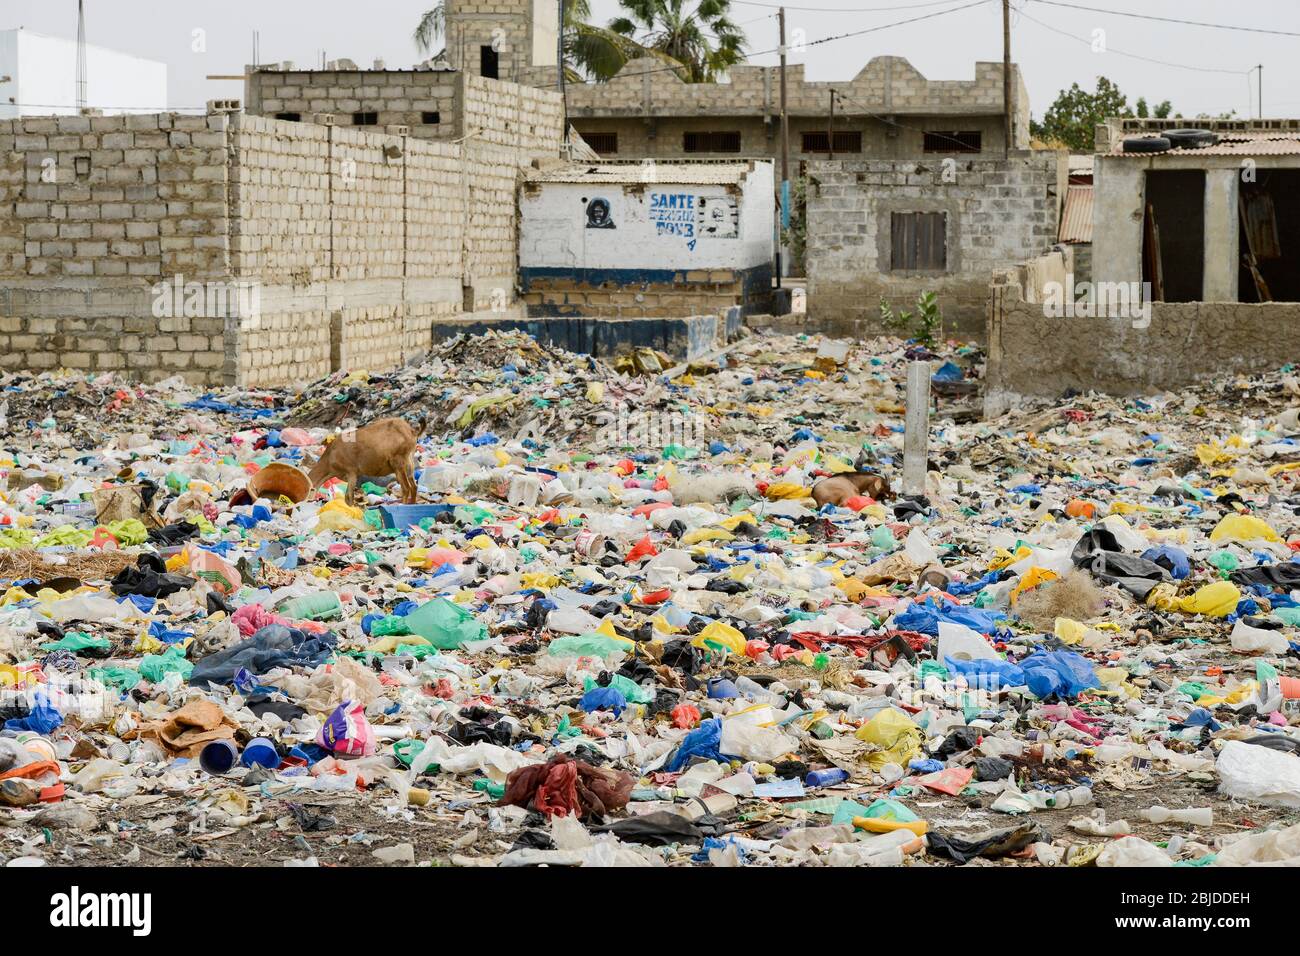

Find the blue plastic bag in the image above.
[
  {"left": 895, "top": 597, "right": 1001, "bottom": 636},
  {"left": 1141, "top": 545, "right": 1190, "bottom": 580},
  {"left": 4, "top": 698, "right": 63, "bottom": 734},
  {"left": 945, "top": 656, "right": 1026, "bottom": 688},
  {"left": 1021, "top": 651, "right": 1099, "bottom": 699},
  {"left": 666, "top": 718, "right": 733, "bottom": 772},
  {"left": 580, "top": 686, "right": 627, "bottom": 716}
]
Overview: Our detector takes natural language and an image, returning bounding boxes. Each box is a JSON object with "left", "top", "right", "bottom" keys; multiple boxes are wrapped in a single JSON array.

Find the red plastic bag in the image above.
[{"left": 625, "top": 534, "right": 658, "bottom": 563}]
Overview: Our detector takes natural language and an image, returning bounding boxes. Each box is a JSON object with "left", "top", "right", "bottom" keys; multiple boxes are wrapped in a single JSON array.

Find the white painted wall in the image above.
[
  {"left": 0, "top": 29, "right": 167, "bottom": 119},
  {"left": 520, "top": 161, "right": 774, "bottom": 272}
]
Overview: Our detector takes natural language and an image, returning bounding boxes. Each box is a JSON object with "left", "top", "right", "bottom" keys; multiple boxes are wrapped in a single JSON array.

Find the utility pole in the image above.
[
  {"left": 1002, "top": 0, "right": 1012, "bottom": 155},
  {"left": 828, "top": 89, "right": 835, "bottom": 160},
  {"left": 76, "top": 0, "right": 87, "bottom": 112},
  {"left": 1257, "top": 64, "right": 1263, "bottom": 119},
  {"left": 778, "top": 6, "right": 789, "bottom": 288},
  {"left": 558, "top": 0, "right": 568, "bottom": 137}
]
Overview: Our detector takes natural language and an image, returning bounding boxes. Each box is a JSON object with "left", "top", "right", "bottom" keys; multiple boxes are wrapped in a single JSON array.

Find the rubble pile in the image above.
[{"left": 1, "top": 330, "right": 1300, "bottom": 868}]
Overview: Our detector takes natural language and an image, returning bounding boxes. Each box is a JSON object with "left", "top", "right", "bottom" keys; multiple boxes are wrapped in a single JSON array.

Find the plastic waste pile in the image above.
[{"left": 1, "top": 332, "right": 1300, "bottom": 868}]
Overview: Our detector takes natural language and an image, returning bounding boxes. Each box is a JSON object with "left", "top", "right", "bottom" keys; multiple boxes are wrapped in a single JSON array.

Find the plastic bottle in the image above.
[
  {"left": 805, "top": 768, "right": 850, "bottom": 788},
  {"left": 1024, "top": 785, "right": 1092, "bottom": 810},
  {"left": 277, "top": 591, "right": 343, "bottom": 621},
  {"left": 1140, "top": 806, "right": 1213, "bottom": 826}
]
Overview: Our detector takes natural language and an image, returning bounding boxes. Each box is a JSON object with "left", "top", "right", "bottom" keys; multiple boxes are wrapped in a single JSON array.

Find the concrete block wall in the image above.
[
  {"left": 985, "top": 251, "right": 1300, "bottom": 413},
  {"left": 244, "top": 69, "right": 460, "bottom": 139},
  {"left": 520, "top": 269, "right": 763, "bottom": 319},
  {"left": 0, "top": 74, "right": 565, "bottom": 387},
  {"left": 0, "top": 112, "right": 231, "bottom": 381},
  {"left": 805, "top": 151, "right": 1065, "bottom": 340}
]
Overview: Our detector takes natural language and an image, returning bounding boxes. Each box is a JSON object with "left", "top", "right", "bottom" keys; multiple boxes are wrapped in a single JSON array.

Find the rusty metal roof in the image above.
[
  {"left": 524, "top": 162, "right": 761, "bottom": 185},
  {"left": 1058, "top": 184, "right": 1093, "bottom": 244},
  {"left": 1107, "top": 132, "right": 1300, "bottom": 157}
]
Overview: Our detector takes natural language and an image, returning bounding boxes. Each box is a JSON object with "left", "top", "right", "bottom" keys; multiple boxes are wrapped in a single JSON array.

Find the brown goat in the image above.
[
  {"left": 811, "top": 471, "right": 894, "bottom": 508},
  {"left": 307, "top": 417, "right": 425, "bottom": 505}
]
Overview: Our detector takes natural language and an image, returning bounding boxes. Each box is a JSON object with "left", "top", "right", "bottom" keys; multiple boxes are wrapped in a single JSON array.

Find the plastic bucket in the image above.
[
  {"left": 15, "top": 734, "right": 57, "bottom": 763},
  {"left": 199, "top": 739, "right": 239, "bottom": 774},
  {"left": 246, "top": 462, "right": 312, "bottom": 504},
  {"left": 241, "top": 737, "right": 280, "bottom": 769}
]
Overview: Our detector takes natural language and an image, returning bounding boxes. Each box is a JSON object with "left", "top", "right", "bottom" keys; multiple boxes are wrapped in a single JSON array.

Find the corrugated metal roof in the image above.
[
  {"left": 524, "top": 162, "right": 758, "bottom": 185},
  {"left": 1059, "top": 184, "right": 1093, "bottom": 244},
  {"left": 1107, "top": 132, "right": 1300, "bottom": 157}
]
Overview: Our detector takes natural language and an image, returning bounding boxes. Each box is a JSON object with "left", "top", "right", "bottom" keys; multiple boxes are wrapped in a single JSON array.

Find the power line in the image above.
[
  {"left": 1018, "top": 8, "right": 1253, "bottom": 76},
  {"left": 1031, "top": 0, "right": 1300, "bottom": 38},
  {"left": 601, "top": 0, "right": 992, "bottom": 78},
  {"left": 729, "top": 0, "right": 975, "bottom": 11}
]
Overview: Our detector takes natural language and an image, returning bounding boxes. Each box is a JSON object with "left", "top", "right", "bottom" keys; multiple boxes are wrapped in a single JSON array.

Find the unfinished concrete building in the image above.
[
  {"left": 565, "top": 57, "right": 1030, "bottom": 163},
  {"left": 804, "top": 150, "right": 1066, "bottom": 339},
  {"left": 985, "top": 120, "right": 1300, "bottom": 412},
  {"left": 1093, "top": 118, "right": 1300, "bottom": 304}
]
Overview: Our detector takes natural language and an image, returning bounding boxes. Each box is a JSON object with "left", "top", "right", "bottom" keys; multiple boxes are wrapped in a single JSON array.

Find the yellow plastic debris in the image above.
[
  {"left": 692, "top": 620, "right": 746, "bottom": 656},
  {"left": 855, "top": 708, "right": 923, "bottom": 770},
  {"left": 1209, "top": 513, "right": 1281, "bottom": 544}
]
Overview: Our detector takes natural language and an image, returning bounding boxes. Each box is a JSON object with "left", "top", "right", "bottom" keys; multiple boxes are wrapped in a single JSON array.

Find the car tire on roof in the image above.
[
  {"left": 1122, "top": 136, "right": 1172, "bottom": 154},
  {"left": 1162, "top": 128, "right": 1220, "bottom": 149}
]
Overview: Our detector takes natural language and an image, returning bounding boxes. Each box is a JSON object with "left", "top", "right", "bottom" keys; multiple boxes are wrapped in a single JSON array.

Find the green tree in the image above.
[
  {"left": 1031, "top": 78, "right": 1181, "bottom": 151},
  {"left": 1030, "top": 77, "right": 1129, "bottom": 151},
  {"left": 609, "top": 0, "right": 745, "bottom": 82},
  {"left": 414, "top": 0, "right": 665, "bottom": 82},
  {"left": 1134, "top": 97, "right": 1173, "bottom": 119}
]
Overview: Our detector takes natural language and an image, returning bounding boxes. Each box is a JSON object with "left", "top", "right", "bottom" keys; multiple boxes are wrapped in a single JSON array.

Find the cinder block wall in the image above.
[
  {"left": 521, "top": 269, "right": 761, "bottom": 319},
  {"left": 805, "top": 151, "right": 1065, "bottom": 340},
  {"left": 244, "top": 68, "right": 461, "bottom": 140},
  {"left": 0, "top": 75, "right": 565, "bottom": 387},
  {"left": 985, "top": 250, "right": 1300, "bottom": 413},
  {"left": 0, "top": 112, "right": 232, "bottom": 380}
]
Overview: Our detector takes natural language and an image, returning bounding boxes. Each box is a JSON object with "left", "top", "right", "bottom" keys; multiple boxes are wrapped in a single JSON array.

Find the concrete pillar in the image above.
[
  {"left": 1203, "top": 168, "right": 1239, "bottom": 302},
  {"left": 902, "top": 361, "right": 930, "bottom": 496},
  {"left": 1092, "top": 158, "right": 1145, "bottom": 288}
]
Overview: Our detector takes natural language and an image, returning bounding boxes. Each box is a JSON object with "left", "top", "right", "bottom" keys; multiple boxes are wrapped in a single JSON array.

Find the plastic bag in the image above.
[
  {"left": 1230, "top": 619, "right": 1290, "bottom": 655},
  {"left": 1097, "top": 836, "right": 1172, "bottom": 867},
  {"left": 316, "top": 700, "right": 377, "bottom": 757},
  {"left": 1210, "top": 513, "right": 1281, "bottom": 545},
  {"left": 404, "top": 598, "right": 487, "bottom": 649},
  {"left": 1217, "top": 739, "right": 1300, "bottom": 807},
  {"left": 692, "top": 620, "right": 746, "bottom": 656},
  {"left": 855, "top": 708, "right": 922, "bottom": 770},
  {"left": 1020, "top": 651, "right": 1099, "bottom": 700},
  {"left": 719, "top": 709, "right": 799, "bottom": 763}
]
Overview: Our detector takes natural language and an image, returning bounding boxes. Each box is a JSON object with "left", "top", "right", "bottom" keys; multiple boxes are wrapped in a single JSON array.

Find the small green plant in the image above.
[
  {"left": 914, "top": 291, "right": 943, "bottom": 349},
  {"left": 878, "top": 292, "right": 943, "bottom": 348}
]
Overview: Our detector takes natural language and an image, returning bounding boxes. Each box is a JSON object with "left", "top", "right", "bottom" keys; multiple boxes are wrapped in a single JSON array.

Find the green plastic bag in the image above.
[
  {"left": 404, "top": 597, "right": 486, "bottom": 649},
  {"left": 547, "top": 632, "right": 631, "bottom": 658},
  {"left": 88, "top": 665, "right": 140, "bottom": 690},
  {"left": 369, "top": 615, "right": 413, "bottom": 637},
  {"left": 1274, "top": 607, "right": 1300, "bottom": 627},
  {"left": 583, "top": 672, "right": 653, "bottom": 704},
  {"left": 43, "top": 631, "right": 111, "bottom": 654},
  {"left": 140, "top": 645, "right": 193, "bottom": 683}
]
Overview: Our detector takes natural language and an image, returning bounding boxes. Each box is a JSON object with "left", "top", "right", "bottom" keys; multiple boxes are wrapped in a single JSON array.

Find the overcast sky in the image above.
[{"left": 6, "top": 0, "right": 1294, "bottom": 119}]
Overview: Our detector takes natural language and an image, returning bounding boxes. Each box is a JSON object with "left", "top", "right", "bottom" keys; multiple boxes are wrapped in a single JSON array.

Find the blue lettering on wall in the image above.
[{"left": 649, "top": 192, "right": 697, "bottom": 240}]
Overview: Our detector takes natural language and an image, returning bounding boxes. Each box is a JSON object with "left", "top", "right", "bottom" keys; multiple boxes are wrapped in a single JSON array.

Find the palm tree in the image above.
[
  {"left": 609, "top": 0, "right": 745, "bottom": 82},
  {"left": 413, "top": 0, "right": 669, "bottom": 82}
]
